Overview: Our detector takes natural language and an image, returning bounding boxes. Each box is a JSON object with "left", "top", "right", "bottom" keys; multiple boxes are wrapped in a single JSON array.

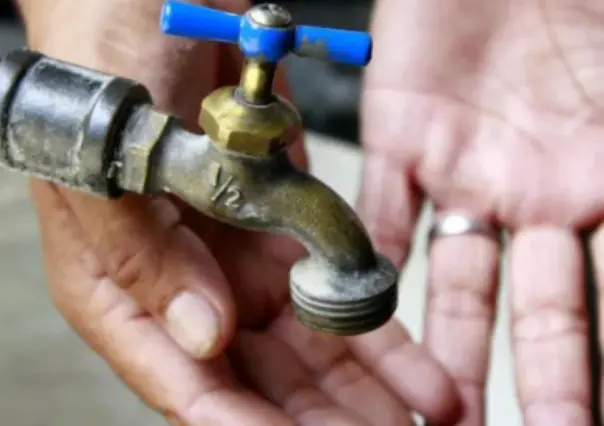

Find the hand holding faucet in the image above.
[{"left": 2, "top": 1, "right": 462, "bottom": 425}]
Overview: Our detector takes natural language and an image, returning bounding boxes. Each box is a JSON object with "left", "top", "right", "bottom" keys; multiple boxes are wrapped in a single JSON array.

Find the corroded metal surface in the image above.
[
  {"left": 247, "top": 3, "right": 292, "bottom": 28},
  {"left": 0, "top": 49, "right": 151, "bottom": 197}
]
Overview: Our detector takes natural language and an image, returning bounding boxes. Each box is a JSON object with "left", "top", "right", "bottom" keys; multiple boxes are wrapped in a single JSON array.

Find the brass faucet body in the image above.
[{"left": 0, "top": 47, "right": 398, "bottom": 335}]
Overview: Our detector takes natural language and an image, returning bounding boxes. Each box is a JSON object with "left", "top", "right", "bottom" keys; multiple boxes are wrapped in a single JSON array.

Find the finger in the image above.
[
  {"left": 587, "top": 224, "right": 604, "bottom": 421},
  {"left": 54, "top": 188, "right": 236, "bottom": 360},
  {"left": 356, "top": 149, "right": 421, "bottom": 268},
  {"left": 347, "top": 320, "right": 462, "bottom": 425},
  {"left": 269, "top": 308, "right": 413, "bottom": 426},
  {"left": 424, "top": 213, "right": 500, "bottom": 426},
  {"left": 230, "top": 331, "right": 369, "bottom": 426},
  {"left": 211, "top": 230, "right": 303, "bottom": 327},
  {"left": 31, "top": 181, "right": 292, "bottom": 426},
  {"left": 179, "top": 202, "right": 303, "bottom": 329},
  {"left": 510, "top": 227, "right": 591, "bottom": 426},
  {"left": 357, "top": 0, "right": 429, "bottom": 269}
]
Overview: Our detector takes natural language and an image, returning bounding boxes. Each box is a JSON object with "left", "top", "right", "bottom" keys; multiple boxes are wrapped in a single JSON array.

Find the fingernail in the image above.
[{"left": 166, "top": 292, "right": 220, "bottom": 359}]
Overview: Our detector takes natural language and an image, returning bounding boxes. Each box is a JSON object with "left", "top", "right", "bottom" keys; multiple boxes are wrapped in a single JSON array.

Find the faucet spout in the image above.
[
  {"left": 263, "top": 168, "right": 399, "bottom": 335},
  {"left": 131, "top": 121, "right": 399, "bottom": 335}
]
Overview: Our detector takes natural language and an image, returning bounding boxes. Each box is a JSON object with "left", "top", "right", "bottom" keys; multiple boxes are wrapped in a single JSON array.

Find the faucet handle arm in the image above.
[
  {"left": 159, "top": 0, "right": 372, "bottom": 67},
  {"left": 293, "top": 25, "right": 372, "bottom": 67},
  {"left": 160, "top": 1, "right": 241, "bottom": 46}
]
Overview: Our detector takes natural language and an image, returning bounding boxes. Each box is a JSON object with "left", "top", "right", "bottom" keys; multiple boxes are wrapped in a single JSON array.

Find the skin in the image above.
[{"left": 13, "top": 0, "right": 602, "bottom": 425}]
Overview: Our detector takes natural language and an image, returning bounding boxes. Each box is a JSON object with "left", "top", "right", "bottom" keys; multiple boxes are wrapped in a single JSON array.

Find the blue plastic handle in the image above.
[
  {"left": 294, "top": 26, "right": 371, "bottom": 67},
  {"left": 160, "top": 0, "right": 372, "bottom": 66},
  {"left": 160, "top": 0, "right": 240, "bottom": 44}
]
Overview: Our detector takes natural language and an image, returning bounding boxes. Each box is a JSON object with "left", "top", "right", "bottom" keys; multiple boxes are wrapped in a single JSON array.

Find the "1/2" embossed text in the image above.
[{"left": 209, "top": 163, "right": 243, "bottom": 210}]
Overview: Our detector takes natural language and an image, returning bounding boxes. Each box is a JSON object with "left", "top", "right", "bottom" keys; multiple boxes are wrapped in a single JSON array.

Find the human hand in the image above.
[
  {"left": 359, "top": 0, "right": 604, "bottom": 425},
  {"left": 16, "top": 1, "right": 462, "bottom": 424}
]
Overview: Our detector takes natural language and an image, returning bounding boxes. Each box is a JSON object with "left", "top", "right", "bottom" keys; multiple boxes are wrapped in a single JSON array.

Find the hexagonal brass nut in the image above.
[{"left": 199, "top": 87, "right": 301, "bottom": 157}]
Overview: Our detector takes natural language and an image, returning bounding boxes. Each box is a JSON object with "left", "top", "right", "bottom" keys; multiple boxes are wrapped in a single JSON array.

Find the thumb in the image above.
[{"left": 357, "top": 148, "right": 421, "bottom": 268}]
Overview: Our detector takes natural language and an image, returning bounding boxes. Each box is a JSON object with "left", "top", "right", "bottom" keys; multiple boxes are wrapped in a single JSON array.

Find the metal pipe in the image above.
[{"left": 0, "top": 49, "right": 151, "bottom": 197}]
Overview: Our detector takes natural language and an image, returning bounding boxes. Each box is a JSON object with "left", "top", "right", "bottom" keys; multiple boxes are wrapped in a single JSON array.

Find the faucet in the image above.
[{"left": 0, "top": 1, "right": 398, "bottom": 335}]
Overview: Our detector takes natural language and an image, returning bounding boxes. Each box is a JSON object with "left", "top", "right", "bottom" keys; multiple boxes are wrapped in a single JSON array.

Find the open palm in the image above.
[{"left": 360, "top": 0, "right": 604, "bottom": 424}]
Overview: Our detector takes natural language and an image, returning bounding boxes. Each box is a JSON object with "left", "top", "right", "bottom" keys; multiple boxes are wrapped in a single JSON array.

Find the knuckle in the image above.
[
  {"left": 373, "top": 331, "right": 414, "bottom": 368},
  {"left": 319, "top": 355, "right": 366, "bottom": 394},
  {"left": 94, "top": 198, "right": 182, "bottom": 295},
  {"left": 427, "top": 285, "right": 494, "bottom": 320},
  {"left": 106, "top": 238, "right": 158, "bottom": 292},
  {"left": 512, "top": 307, "right": 588, "bottom": 342}
]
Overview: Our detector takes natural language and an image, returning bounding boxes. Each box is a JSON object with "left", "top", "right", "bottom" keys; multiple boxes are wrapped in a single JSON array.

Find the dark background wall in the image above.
[{"left": 0, "top": 0, "right": 374, "bottom": 145}]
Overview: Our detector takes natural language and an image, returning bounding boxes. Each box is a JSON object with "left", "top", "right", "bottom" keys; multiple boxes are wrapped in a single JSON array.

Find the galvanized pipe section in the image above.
[{"left": 0, "top": 49, "right": 152, "bottom": 197}]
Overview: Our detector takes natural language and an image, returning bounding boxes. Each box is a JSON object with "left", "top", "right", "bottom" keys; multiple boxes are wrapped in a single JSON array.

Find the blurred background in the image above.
[{"left": 0, "top": 1, "right": 521, "bottom": 425}]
